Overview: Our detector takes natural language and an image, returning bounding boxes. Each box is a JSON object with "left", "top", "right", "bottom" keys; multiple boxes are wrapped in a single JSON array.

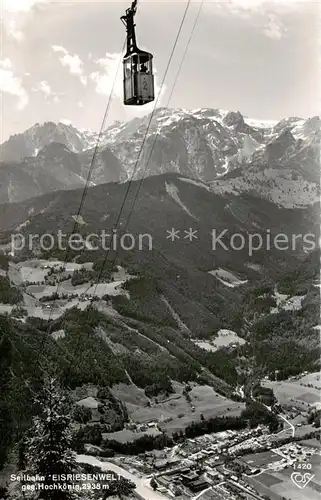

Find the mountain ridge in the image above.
[{"left": 1, "top": 108, "right": 319, "bottom": 207}]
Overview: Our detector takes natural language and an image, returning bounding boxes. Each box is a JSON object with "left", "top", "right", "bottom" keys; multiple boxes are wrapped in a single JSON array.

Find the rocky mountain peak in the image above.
[
  {"left": 265, "top": 128, "right": 296, "bottom": 162},
  {"left": 0, "top": 108, "right": 319, "bottom": 207}
]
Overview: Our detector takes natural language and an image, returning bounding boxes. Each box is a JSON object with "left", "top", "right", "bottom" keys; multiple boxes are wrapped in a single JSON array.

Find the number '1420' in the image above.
[{"left": 293, "top": 463, "right": 312, "bottom": 469}]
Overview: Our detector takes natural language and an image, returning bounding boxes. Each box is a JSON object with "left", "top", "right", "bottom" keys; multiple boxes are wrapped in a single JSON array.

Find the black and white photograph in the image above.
[{"left": 0, "top": 1, "right": 320, "bottom": 499}]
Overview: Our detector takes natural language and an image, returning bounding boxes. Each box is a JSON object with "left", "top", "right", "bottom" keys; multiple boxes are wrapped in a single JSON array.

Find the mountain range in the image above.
[
  {"left": 0, "top": 108, "right": 320, "bottom": 468},
  {"left": 0, "top": 107, "right": 319, "bottom": 344},
  {"left": 0, "top": 108, "right": 319, "bottom": 207}
]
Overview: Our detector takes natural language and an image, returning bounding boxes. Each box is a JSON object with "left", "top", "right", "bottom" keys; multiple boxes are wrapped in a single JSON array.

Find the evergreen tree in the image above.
[
  {"left": 150, "top": 478, "right": 157, "bottom": 491},
  {"left": 0, "top": 329, "right": 14, "bottom": 470},
  {"left": 21, "top": 377, "right": 78, "bottom": 499},
  {"left": 18, "top": 438, "right": 27, "bottom": 470},
  {"left": 103, "top": 477, "right": 135, "bottom": 499}
]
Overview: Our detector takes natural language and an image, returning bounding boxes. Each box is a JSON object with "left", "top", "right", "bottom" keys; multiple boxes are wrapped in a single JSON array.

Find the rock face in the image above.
[
  {"left": 0, "top": 141, "right": 123, "bottom": 204},
  {"left": 0, "top": 110, "right": 319, "bottom": 207},
  {"left": 264, "top": 129, "right": 296, "bottom": 163},
  {"left": 0, "top": 121, "right": 98, "bottom": 162}
]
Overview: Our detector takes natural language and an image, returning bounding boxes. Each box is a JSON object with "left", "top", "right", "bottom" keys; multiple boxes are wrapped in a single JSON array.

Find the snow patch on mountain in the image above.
[
  {"left": 237, "top": 134, "right": 263, "bottom": 161},
  {"left": 243, "top": 118, "right": 278, "bottom": 129},
  {"left": 1, "top": 108, "right": 319, "bottom": 208},
  {"left": 165, "top": 181, "right": 198, "bottom": 220}
]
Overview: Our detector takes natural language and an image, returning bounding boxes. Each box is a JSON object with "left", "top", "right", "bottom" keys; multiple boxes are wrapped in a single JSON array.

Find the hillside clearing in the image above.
[
  {"left": 192, "top": 329, "right": 246, "bottom": 352},
  {"left": 112, "top": 382, "right": 244, "bottom": 435},
  {"left": 262, "top": 379, "right": 320, "bottom": 408}
]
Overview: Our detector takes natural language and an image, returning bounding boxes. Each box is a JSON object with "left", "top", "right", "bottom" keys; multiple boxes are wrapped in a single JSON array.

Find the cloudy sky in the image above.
[{"left": 1, "top": 0, "right": 319, "bottom": 141}]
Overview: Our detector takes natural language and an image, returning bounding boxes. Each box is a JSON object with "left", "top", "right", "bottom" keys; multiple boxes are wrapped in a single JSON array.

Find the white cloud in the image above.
[
  {"left": 2, "top": 0, "right": 46, "bottom": 13},
  {"left": 90, "top": 52, "right": 123, "bottom": 98},
  {"left": 5, "top": 18, "right": 24, "bottom": 40},
  {"left": 0, "top": 60, "right": 28, "bottom": 109},
  {"left": 62, "top": 53, "right": 83, "bottom": 75},
  {"left": 263, "top": 13, "right": 285, "bottom": 39},
  {"left": 1, "top": 0, "right": 48, "bottom": 41},
  {"left": 52, "top": 45, "right": 66, "bottom": 54},
  {"left": 52, "top": 45, "right": 87, "bottom": 85},
  {"left": 221, "top": 0, "right": 291, "bottom": 40},
  {"left": 0, "top": 58, "right": 12, "bottom": 69},
  {"left": 33, "top": 80, "right": 51, "bottom": 96},
  {"left": 32, "top": 79, "right": 62, "bottom": 102},
  {"left": 225, "top": 0, "right": 307, "bottom": 13}
]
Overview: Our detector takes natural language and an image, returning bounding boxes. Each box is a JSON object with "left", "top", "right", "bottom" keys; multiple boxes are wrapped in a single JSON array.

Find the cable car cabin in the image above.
[
  {"left": 121, "top": 1, "right": 155, "bottom": 106},
  {"left": 123, "top": 51, "right": 154, "bottom": 105}
]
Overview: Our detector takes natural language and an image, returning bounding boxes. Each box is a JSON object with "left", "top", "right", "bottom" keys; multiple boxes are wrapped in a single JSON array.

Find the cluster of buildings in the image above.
[
  {"left": 124, "top": 421, "right": 159, "bottom": 433},
  {"left": 227, "top": 430, "right": 275, "bottom": 456},
  {"left": 271, "top": 442, "right": 317, "bottom": 465},
  {"left": 113, "top": 427, "right": 273, "bottom": 498},
  {"left": 110, "top": 425, "right": 321, "bottom": 500},
  {"left": 155, "top": 467, "right": 211, "bottom": 496},
  {"left": 178, "top": 428, "right": 267, "bottom": 461}
]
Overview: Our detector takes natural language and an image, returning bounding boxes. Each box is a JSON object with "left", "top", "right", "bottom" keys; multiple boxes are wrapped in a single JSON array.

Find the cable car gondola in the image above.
[{"left": 121, "top": 0, "right": 155, "bottom": 106}]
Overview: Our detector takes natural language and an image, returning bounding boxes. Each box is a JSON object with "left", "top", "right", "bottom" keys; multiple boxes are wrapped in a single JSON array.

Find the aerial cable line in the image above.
[
  {"left": 91, "top": 0, "right": 193, "bottom": 298},
  {"left": 63, "top": 0, "right": 192, "bottom": 304},
  {"left": 168, "top": 0, "right": 204, "bottom": 104},
  {"left": 24, "top": 0, "right": 198, "bottom": 387},
  {"left": 87, "top": 0, "right": 203, "bottom": 300},
  {"left": 34, "top": 40, "right": 127, "bottom": 368},
  {"left": 125, "top": 0, "right": 204, "bottom": 230}
]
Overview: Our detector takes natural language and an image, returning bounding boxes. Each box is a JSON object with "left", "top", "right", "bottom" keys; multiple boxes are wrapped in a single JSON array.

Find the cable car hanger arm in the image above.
[
  {"left": 120, "top": 0, "right": 137, "bottom": 26},
  {"left": 121, "top": 0, "right": 139, "bottom": 54}
]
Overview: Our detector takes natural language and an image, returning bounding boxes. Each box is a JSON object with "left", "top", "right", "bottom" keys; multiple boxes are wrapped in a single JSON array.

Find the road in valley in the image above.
[{"left": 76, "top": 454, "right": 167, "bottom": 500}]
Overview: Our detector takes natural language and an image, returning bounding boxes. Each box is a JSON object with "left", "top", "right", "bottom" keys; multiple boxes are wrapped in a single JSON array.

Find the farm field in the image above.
[
  {"left": 192, "top": 328, "right": 247, "bottom": 352},
  {"left": 8, "top": 260, "right": 93, "bottom": 285},
  {"left": 301, "top": 438, "right": 321, "bottom": 450},
  {"left": 112, "top": 382, "right": 245, "bottom": 436},
  {"left": 296, "top": 372, "right": 321, "bottom": 389},
  {"left": 246, "top": 463, "right": 321, "bottom": 500},
  {"left": 240, "top": 451, "right": 282, "bottom": 468},
  {"left": 25, "top": 280, "right": 127, "bottom": 298},
  {"left": 102, "top": 427, "right": 161, "bottom": 443},
  {"left": 0, "top": 304, "right": 14, "bottom": 314},
  {"left": 243, "top": 446, "right": 321, "bottom": 500},
  {"left": 5, "top": 259, "right": 132, "bottom": 319},
  {"left": 262, "top": 379, "right": 320, "bottom": 408}
]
